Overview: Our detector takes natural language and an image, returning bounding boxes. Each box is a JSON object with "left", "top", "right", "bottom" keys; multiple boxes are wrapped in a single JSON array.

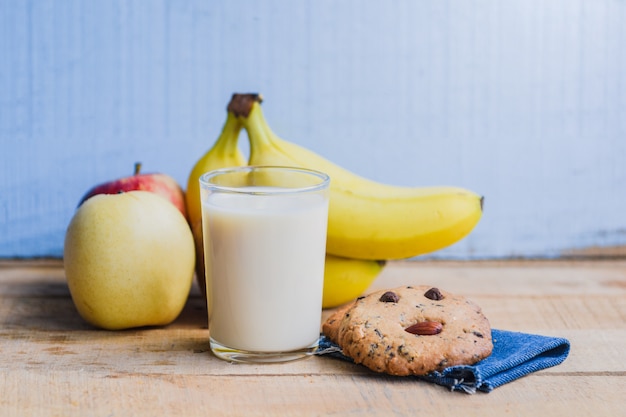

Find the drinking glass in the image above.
[{"left": 199, "top": 166, "right": 330, "bottom": 363}]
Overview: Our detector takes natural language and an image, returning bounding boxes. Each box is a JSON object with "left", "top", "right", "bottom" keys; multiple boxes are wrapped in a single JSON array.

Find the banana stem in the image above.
[
  {"left": 227, "top": 93, "right": 262, "bottom": 118},
  {"left": 226, "top": 93, "right": 284, "bottom": 161}
]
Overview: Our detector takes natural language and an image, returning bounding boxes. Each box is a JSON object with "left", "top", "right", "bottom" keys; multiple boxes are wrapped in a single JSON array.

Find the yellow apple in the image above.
[{"left": 63, "top": 190, "right": 195, "bottom": 330}]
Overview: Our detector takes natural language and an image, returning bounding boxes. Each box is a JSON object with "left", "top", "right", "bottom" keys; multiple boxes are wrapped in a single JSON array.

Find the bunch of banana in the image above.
[
  {"left": 186, "top": 96, "right": 385, "bottom": 307},
  {"left": 229, "top": 94, "right": 483, "bottom": 261}
]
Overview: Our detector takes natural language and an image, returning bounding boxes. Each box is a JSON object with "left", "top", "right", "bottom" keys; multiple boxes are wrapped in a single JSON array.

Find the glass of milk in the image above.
[{"left": 199, "top": 166, "right": 330, "bottom": 363}]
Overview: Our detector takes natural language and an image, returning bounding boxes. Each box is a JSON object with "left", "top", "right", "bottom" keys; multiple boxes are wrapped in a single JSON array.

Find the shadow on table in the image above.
[{"left": 2, "top": 279, "right": 207, "bottom": 332}]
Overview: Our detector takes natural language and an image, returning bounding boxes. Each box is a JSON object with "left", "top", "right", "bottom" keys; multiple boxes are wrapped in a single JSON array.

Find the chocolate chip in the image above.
[
  {"left": 424, "top": 287, "right": 444, "bottom": 300},
  {"left": 379, "top": 291, "right": 399, "bottom": 303}
]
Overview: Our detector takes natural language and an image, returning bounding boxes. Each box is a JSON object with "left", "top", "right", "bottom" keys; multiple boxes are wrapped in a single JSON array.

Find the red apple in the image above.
[{"left": 78, "top": 163, "right": 187, "bottom": 219}]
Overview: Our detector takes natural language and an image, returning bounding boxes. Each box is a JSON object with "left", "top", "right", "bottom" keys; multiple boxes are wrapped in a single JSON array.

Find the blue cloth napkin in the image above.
[{"left": 315, "top": 329, "right": 570, "bottom": 394}]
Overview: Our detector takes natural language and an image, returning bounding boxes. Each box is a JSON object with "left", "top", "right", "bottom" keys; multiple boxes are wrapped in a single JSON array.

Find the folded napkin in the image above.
[{"left": 315, "top": 329, "right": 570, "bottom": 394}]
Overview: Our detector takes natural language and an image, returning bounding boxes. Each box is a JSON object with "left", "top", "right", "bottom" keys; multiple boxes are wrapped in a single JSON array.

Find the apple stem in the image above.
[{"left": 134, "top": 162, "right": 142, "bottom": 175}]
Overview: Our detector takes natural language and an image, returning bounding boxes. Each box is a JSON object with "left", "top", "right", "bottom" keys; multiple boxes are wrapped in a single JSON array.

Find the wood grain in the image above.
[{"left": 1, "top": 259, "right": 625, "bottom": 416}]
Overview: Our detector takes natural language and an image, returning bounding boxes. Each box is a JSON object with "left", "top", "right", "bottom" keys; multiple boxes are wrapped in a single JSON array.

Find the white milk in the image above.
[{"left": 202, "top": 188, "right": 329, "bottom": 353}]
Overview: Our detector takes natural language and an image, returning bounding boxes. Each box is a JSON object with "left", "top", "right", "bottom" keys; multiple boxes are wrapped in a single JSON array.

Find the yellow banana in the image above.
[
  {"left": 230, "top": 94, "right": 483, "bottom": 260},
  {"left": 185, "top": 110, "right": 246, "bottom": 292},
  {"left": 322, "top": 255, "right": 385, "bottom": 309}
]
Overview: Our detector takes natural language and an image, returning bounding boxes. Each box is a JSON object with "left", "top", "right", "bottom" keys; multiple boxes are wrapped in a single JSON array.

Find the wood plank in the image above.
[
  {"left": 3, "top": 258, "right": 626, "bottom": 297},
  {"left": 1, "top": 323, "right": 624, "bottom": 376},
  {"left": 1, "top": 372, "right": 624, "bottom": 417},
  {"left": 372, "top": 259, "right": 626, "bottom": 297}
]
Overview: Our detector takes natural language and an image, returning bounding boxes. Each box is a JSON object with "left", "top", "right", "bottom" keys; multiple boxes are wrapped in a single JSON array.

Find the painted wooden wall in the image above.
[{"left": 1, "top": 1, "right": 625, "bottom": 259}]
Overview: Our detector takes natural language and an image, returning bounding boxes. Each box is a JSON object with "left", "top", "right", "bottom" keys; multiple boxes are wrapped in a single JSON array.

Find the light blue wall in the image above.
[{"left": 1, "top": 1, "right": 625, "bottom": 259}]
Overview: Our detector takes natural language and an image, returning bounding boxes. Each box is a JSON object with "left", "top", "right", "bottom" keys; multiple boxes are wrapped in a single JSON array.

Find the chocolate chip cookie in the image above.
[{"left": 322, "top": 286, "right": 493, "bottom": 376}]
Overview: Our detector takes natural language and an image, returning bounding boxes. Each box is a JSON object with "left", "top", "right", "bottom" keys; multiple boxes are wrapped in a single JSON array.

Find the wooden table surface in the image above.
[{"left": 1, "top": 259, "right": 625, "bottom": 416}]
